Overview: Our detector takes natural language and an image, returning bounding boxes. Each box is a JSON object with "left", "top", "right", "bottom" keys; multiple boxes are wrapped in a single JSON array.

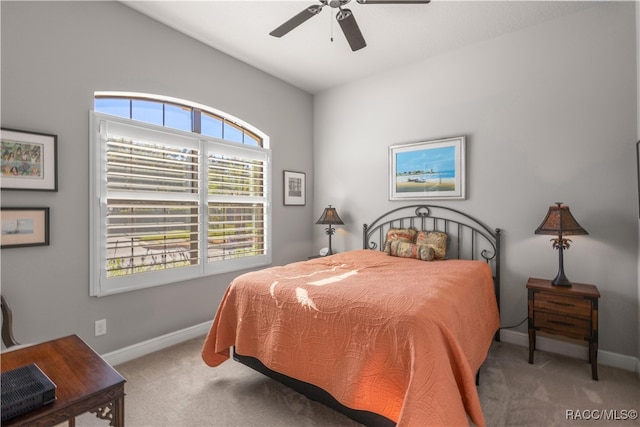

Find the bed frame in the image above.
[
  {"left": 363, "top": 204, "right": 501, "bottom": 322},
  {"left": 234, "top": 204, "right": 501, "bottom": 427}
]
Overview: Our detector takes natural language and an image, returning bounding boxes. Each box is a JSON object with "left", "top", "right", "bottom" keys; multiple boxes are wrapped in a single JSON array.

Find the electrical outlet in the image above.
[{"left": 95, "top": 319, "right": 107, "bottom": 336}]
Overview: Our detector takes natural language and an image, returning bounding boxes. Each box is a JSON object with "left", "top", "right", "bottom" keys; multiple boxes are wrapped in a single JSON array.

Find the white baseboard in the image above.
[
  {"left": 101, "top": 320, "right": 212, "bottom": 366},
  {"left": 500, "top": 329, "right": 640, "bottom": 374}
]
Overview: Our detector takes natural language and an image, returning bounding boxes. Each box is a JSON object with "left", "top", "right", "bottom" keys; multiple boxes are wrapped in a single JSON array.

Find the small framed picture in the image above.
[
  {"left": 283, "top": 170, "right": 306, "bottom": 206},
  {"left": 389, "top": 136, "right": 466, "bottom": 200},
  {"left": 1, "top": 207, "right": 50, "bottom": 248},
  {"left": 1, "top": 128, "right": 58, "bottom": 191}
]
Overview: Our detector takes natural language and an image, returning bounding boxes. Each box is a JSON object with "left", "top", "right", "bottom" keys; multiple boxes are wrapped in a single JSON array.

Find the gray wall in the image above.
[
  {"left": 0, "top": 1, "right": 314, "bottom": 354},
  {"left": 313, "top": 2, "right": 638, "bottom": 358},
  {"left": 636, "top": 2, "right": 640, "bottom": 365},
  {"left": 2, "top": 1, "right": 638, "bottom": 362}
]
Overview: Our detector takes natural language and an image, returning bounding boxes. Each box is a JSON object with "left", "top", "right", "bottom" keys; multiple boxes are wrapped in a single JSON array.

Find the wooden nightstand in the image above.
[{"left": 526, "top": 277, "right": 600, "bottom": 380}]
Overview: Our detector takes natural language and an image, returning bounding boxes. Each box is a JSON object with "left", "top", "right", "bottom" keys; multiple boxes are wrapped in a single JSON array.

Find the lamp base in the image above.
[
  {"left": 325, "top": 226, "right": 335, "bottom": 256},
  {"left": 551, "top": 272, "right": 572, "bottom": 287},
  {"left": 551, "top": 245, "right": 572, "bottom": 286}
]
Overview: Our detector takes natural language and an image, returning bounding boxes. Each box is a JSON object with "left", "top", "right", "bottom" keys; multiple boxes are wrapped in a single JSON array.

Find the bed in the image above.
[{"left": 202, "top": 205, "right": 501, "bottom": 426}]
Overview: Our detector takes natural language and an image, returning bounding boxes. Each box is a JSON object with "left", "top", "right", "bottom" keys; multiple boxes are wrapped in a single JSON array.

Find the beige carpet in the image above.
[{"left": 74, "top": 337, "right": 639, "bottom": 427}]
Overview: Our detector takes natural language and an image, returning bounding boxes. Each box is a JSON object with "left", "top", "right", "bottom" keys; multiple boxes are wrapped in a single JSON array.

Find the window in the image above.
[
  {"left": 94, "top": 93, "right": 263, "bottom": 147},
  {"left": 90, "top": 93, "right": 271, "bottom": 296}
]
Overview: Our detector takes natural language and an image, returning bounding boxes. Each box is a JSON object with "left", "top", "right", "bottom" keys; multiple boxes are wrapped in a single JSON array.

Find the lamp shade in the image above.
[
  {"left": 315, "top": 205, "right": 344, "bottom": 225},
  {"left": 535, "top": 203, "right": 588, "bottom": 236}
]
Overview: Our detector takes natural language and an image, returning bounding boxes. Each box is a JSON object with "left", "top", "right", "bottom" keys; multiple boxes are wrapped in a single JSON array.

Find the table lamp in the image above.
[
  {"left": 315, "top": 205, "right": 344, "bottom": 255},
  {"left": 534, "top": 202, "right": 588, "bottom": 286}
]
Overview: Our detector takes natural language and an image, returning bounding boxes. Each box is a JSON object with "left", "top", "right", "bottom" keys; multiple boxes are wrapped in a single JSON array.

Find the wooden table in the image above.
[
  {"left": 526, "top": 277, "right": 600, "bottom": 380},
  {"left": 1, "top": 334, "right": 125, "bottom": 426}
]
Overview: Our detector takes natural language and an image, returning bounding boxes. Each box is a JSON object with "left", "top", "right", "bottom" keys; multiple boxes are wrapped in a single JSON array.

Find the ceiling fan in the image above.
[{"left": 270, "top": 0, "right": 430, "bottom": 52}]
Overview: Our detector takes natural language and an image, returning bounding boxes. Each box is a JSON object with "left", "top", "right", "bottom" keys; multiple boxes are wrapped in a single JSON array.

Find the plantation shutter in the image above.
[
  {"left": 205, "top": 142, "right": 269, "bottom": 274},
  {"left": 100, "top": 121, "right": 202, "bottom": 292},
  {"left": 90, "top": 114, "right": 271, "bottom": 296}
]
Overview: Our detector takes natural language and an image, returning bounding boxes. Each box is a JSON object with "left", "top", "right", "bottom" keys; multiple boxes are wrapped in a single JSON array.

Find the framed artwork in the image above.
[
  {"left": 1, "top": 207, "right": 50, "bottom": 248},
  {"left": 283, "top": 170, "right": 306, "bottom": 206},
  {"left": 1, "top": 128, "right": 58, "bottom": 191},
  {"left": 389, "top": 136, "right": 466, "bottom": 201}
]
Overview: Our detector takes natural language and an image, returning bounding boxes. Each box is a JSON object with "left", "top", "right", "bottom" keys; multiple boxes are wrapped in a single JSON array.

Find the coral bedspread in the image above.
[{"left": 202, "top": 249, "right": 500, "bottom": 426}]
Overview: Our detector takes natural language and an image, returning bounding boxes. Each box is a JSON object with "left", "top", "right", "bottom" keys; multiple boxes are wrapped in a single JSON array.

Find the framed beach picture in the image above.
[
  {"left": 389, "top": 136, "right": 466, "bottom": 200},
  {"left": 283, "top": 170, "right": 306, "bottom": 206},
  {"left": 1, "top": 128, "right": 58, "bottom": 191},
  {"left": 1, "top": 207, "right": 50, "bottom": 248}
]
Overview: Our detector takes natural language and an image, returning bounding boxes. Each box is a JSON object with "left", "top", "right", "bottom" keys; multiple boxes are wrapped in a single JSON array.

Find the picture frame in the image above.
[
  {"left": 1, "top": 207, "right": 50, "bottom": 248},
  {"left": 1, "top": 128, "right": 58, "bottom": 191},
  {"left": 283, "top": 170, "right": 306, "bottom": 206},
  {"left": 389, "top": 136, "right": 466, "bottom": 201}
]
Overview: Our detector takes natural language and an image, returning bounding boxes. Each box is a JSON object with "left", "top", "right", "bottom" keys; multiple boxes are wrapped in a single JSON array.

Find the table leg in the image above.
[
  {"left": 114, "top": 394, "right": 125, "bottom": 427},
  {"left": 91, "top": 394, "right": 125, "bottom": 427},
  {"left": 528, "top": 328, "right": 535, "bottom": 364},
  {"left": 589, "top": 340, "right": 598, "bottom": 381}
]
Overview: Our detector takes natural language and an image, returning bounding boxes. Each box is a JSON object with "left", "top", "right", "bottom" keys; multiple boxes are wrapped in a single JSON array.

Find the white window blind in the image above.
[
  {"left": 204, "top": 142, "right": 270, "bottom": 275},
  {"left": 90, "top": 113, "right": 271, "bottom": 296}
]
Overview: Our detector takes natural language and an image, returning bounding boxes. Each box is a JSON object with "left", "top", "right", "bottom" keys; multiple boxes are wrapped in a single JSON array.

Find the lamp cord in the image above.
[{"left": 500, "top": 317, "right": 528, "bottom": 330}]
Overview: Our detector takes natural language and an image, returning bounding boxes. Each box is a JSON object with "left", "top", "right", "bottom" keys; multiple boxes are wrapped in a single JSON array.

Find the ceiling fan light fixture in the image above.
[
  {"left": 328, "top": 0, "right": 349, "bottom": 7},
  {"left": 270, "top": 0, "right": 429, "bottom": 49}
]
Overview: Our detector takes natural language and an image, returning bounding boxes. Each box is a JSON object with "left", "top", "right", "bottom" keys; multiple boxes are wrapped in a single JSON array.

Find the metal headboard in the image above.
[{"left": 362, "top": 204, "right": 501, "bottom": 338}]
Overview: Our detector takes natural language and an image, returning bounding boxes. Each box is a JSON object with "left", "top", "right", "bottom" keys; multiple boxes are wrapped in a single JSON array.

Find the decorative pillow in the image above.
[
  {"left": 386, "top": 240, "right": 435, "bottom": 261},
  {"left": 385, "top": 228, "right": 417, "bottom": 244},
  {"left": 416, "top": 231, "right": 448, "bottom": 260}
]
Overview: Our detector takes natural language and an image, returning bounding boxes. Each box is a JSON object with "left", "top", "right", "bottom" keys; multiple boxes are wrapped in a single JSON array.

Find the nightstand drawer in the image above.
[
  {"left": 534, "top": 292, "right": 591, "bottom": 318},
  {"left": 534, "top": 311, "right": 591, "bottom": 338}
]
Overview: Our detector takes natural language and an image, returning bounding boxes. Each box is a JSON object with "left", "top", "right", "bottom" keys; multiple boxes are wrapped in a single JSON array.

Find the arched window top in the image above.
[{"left": 94, "top": 92, "right": 268, "bottom": 148}]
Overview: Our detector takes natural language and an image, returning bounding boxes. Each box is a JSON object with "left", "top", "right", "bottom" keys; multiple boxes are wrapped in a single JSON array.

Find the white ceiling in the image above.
[{"left": 122, "top": 1, "right": 601, "bottom": 94}]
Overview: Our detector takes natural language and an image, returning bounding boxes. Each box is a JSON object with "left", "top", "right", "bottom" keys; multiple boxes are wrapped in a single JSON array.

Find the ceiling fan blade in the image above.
[
  {"left": 336, "top": 9, "right": 366, "bottom": 51},
  {"left": 356, "top": 0, "right": 430, "bottom": 3},
  {"left": 270, "top": 4, "right": 324, "bottom": 38}
]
